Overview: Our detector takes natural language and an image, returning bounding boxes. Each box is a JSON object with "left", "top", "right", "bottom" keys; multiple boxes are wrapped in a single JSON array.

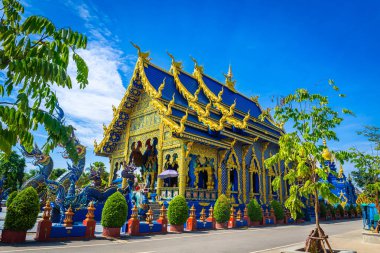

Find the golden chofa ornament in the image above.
[{"left": 322, "top": 139, "right": 332, "bottom": 161}]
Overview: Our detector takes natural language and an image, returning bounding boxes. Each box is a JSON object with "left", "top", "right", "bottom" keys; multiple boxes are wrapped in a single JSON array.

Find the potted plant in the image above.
[
  {"left": 101, "top": 191, "right": 128, "bottom": 238},
  {"left": 295, "top": 209, "right": 305, "bottom": 223},
  {"left": 248, "top": 199, "right": 263, "bottom": 226},
  {"left": 214, "top": 194, "right": 231, "bottom": 229},
  {"left": 167, "top": 195, "right": 189, "bottom": 233},
  {"left": 1, "top": 187, "right": 39, "bottom": 243},
  {"left": 319, "top": 201, "right": 327, "bottom": 221},
  {"left": 6, "top": 191, "right": 18, "bottom": 207},
  {"left": 327, "top": 203, "right": 335, "bottom": 220},
  {"left": 270, "top": 200, "right": 285, "bottom": 224},
  {"left": 336, "top": 204, "right": 344, "bottom": 219}
]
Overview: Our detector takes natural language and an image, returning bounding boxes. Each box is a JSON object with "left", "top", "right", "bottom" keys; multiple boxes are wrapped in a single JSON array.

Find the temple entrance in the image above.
[
  {"left": 198, "top": 170, "right": 208, "bottom": 189},
  {"left": 229, "top": 169, "right": 238, "bottom": 191},
  {"left": 252, "top": 172, "right": 259, "bottom": 194}
]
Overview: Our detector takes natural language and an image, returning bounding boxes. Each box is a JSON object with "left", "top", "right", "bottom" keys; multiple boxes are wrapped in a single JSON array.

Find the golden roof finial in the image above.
[
  {"left": 130, "top": 42, "right": 151, "bottom": 61},
  {"left": 338, "top": 164, "right": 344, "bottom": 179},
  {"left": 224, "top": 64, "right": 236, "bottom": 91},
  {"left": 167, "top": 51, "right": 183, "bottom": 70},
  {"left": 191, "top": 56, "right": 204, "bottom": 73},
  {"left": 322, "top": 139, "right": 332, "bottom": 161}
]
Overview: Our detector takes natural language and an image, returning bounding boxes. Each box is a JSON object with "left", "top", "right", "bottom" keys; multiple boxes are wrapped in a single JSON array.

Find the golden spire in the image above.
[
  {"left": 224, "top": 64, "right": 236, "bottom": 91},
  {"left": 322, "top": 139, "right": 332, "bottom": 161},
  {"left": 338, "top": 164, "right": 344, "bottom": 179}
]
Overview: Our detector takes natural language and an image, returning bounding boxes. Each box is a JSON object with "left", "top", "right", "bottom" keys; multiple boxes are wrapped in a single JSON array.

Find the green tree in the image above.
[
  {"left": 92, "top": 161, "right": 109, "bottom": 186},
  {"left": 264, "top": 85, "right": 351, "bottom": 252},
  {"left": 0, "top": 151, "right": 25, "bottom": 191},
  {"left": 350, "top": 125, "right": 380, "bottom": 212},
  {"left": 49, "top": 168, "right": 67, "bottom": 180},
  {"left": 23, "top": 168, "right": 38, "bottom": 181},
  {"left": 0, "top": 0, "right": 88, "bottom": 161}
]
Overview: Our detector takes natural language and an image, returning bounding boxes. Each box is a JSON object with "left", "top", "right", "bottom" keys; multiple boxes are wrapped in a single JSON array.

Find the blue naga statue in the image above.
[
  {"left": 55, "top": 133, "right": 86, "bottom": 199},
  {"left": 20, "top": 144, "right": 54, "bottom": 201}
]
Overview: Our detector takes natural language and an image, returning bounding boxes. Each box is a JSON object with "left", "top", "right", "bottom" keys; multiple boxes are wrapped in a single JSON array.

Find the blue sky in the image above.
[{"left": 23, "top": 0, "right": 380, "bottom": 175}]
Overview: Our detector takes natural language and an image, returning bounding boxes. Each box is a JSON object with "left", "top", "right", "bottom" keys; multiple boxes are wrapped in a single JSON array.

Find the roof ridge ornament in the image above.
[
  {"left": 217, "top": 87, "right": 224, "bottom": 103},
  {"left": 190, "top": 56, "right": 204, "bottom": 73},
  {"left": 224, "top": 64, "right": 236, "bottom": 91},
  {"left": 130, "top": 42, "right": 151, "bottom": 62},
  {"left": 167, "top": 51, "right": 183, "bottom": 71},
  {"left": 154, "top": 77, "right": 166, "bottom": 99}
]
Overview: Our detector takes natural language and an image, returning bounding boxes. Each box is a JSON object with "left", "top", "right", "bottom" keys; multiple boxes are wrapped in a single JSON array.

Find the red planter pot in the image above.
[
  {"left": 215, "top": 222, "right": 228, "bottom": 229},
  {"left": 169, "top": 224, "right": 184, "bottom": 233},
  {"left": 1, "top": 230, "right": 27, "bottom": 243},
  {"left": 102, "top": 227, "right": 121, "bottom": 238}
]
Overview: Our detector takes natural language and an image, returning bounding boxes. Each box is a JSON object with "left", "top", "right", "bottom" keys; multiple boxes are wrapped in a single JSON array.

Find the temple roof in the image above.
[{"left": 95, "top": 48, "right": 284, "bottom": 156}]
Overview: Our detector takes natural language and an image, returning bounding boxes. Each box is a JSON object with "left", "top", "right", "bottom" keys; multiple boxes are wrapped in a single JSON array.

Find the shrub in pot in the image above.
[
  {"left": 214, "top": 194, "right": 231, "bottom": 229},
  {"left": 356, "top": 205, "right": 362, "bottom": 217},
  {"left": 270, "top": 200, "right": 284, "bottom": 224},
  {"left": 167, "top": 195, "right": 189, "bottom": 233},
  {"left": 247, "top": 198, "right": 262, "bottom": 226},
  {"left": 327, "top": 203, "right": 335, "bottom": 219},
  {"left": 295, "top": 209, "right": 305, "bottom": 223},
  {"left": 101, "top": 191, "right": 128, "bottom": 238},
  {"left": 1, "top": 187, "right": 39, "bottom": 243},
  {"left": 319, "top": 201, "right": 327, "bottom": 220},
  {"left": 6, "top": 191, "right": 18, "bottom": 207},
  {"left": 336, "top": 204, "right": 344, "bottom": 218}
]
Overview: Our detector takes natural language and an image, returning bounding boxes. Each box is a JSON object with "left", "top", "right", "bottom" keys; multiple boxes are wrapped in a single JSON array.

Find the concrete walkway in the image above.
[
  {"left": 266, "top": 227, "right": 377, "bottom": 253},
  {"left": 1, "top": 219, "right": 376, "bottom": 253}
]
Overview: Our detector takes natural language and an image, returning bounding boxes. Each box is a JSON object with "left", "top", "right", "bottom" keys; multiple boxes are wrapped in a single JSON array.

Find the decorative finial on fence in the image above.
[
  {"left": 131, "top": 204, "right": 138, "bottom": 219},
  {"left": 237, "top": 209, "right": 242, "bottom": 221},
  {"left": 63, "top": 205, "right": 74, "bottom": 227},
  {"left": 42, "top": 202, "right": 52, "bottom": 221},
  {"left": 159, "top": 205, "right": 167, "bottom": 219},
  {"left": 200, "top": 208, "right": 206, "bottom": 222},
  {"left": 230, "top": 206, "right": 235, "bottom": 219},
  {"left": 208, "top": 205, "right": 214, "bottom": 219},
  {"left": 146, "top": 208, "right": 154, "bottom": 224},
  {"left": 190, "top": 204, "right": 196, "bottom": 218},
  {"left": 85, "top": 201, "right": 96, "bottom": 222}
]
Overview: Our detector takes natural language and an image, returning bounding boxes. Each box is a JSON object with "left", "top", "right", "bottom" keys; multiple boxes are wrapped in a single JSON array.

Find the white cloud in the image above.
[
  {"left": 54, "top": 41, "right": 133, "bottom": 147},
  {"left": 52, "top": 0, "right": 136, "bottom": 148}
]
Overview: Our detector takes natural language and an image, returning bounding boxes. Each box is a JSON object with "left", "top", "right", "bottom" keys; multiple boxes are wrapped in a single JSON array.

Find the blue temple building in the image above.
[
  {"left": 94, "top": 46, "right": 288, "bottom": 210},
  {"left": 322, "top": 145, "right": 357, "bottom": 207}
]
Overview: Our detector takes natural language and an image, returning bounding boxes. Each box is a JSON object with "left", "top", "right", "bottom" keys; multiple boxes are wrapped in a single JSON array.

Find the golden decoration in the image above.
[
  {"left": 155, "top": 77, "right": 166, "bottom": 99},
  {"left": 224, "top": 64, "right": 236, "bottom": 91},
  {"left": 322, "top": 139, "right": 332, "bottom": 161},
  {"left": 338, "top": 164, "right": 344, "bottom": 179},
  {"left": 167, "top": 51, "right": 183, "bottom": 70},
  {"left": 131, "top": 42, "right": 151, "bottom": 62},
  {"left": 250, "top": 95, "right": 259, "bottom": 103},
  {"left": 191, "top": 56, "right": 204, "bottom": 73}
]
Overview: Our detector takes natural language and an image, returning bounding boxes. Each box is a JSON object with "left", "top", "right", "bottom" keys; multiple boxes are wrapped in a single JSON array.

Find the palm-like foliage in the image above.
[{"left": 0, "top": 0, "right": 88, "bottom": 161}]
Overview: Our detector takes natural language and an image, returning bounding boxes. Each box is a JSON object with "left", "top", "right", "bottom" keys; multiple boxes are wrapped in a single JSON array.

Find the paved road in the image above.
[{"left": 0, "top": 220, "right": 363, "bottom": 253}]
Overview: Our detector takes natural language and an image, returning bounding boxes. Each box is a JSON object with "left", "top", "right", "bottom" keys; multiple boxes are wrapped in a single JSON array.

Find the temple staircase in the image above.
[{"left": 149, "top": 202, "right": 162, "bottom": 219}]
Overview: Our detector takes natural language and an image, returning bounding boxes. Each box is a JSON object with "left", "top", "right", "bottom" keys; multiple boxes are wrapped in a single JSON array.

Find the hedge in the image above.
[
  {"left": 270, "top": 200, "right": 284, "bottom": 220},
  {"left": 101, "top": 191, "right": 128, "bottom": 228},
  {"left": 248, "top": 198, "right": 262, "bottom": 222},
  {"left": 336, "top": 204, "right": 344, "bottom": 217},
  {"left": 4, "top": 187, "right": 39, "bottom": 231},
  {"left": 319, "top": 201, "right": 327, "bottom": 218},
  {"left": 167, "top": 195, "right": 189, "bottom": 225},
  {"left": 214, "top": 194, "right": 231, "bottom": 223},
  {"left": 6, "top": 191, "right": 18, "bottom": 207}
]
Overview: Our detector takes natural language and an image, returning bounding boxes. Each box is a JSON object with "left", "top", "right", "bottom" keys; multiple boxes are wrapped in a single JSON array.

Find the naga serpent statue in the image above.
[{"left": 20, "top": 144, "right": 54, "bottom": 202}]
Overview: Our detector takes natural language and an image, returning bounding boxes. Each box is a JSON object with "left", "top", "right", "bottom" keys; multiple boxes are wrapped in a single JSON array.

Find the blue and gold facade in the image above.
[{"left": 95, "top": 46, "right": 287, "bottom": 206}]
